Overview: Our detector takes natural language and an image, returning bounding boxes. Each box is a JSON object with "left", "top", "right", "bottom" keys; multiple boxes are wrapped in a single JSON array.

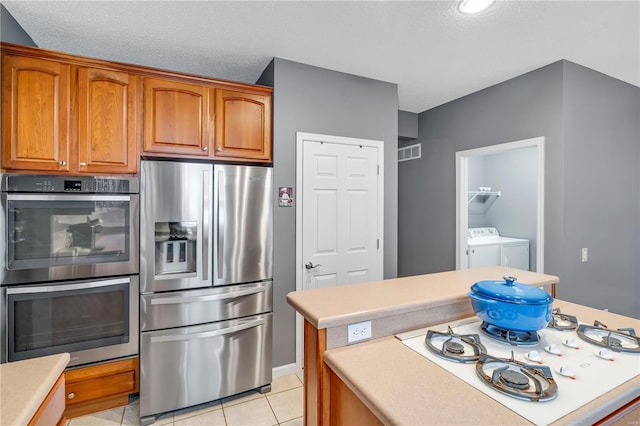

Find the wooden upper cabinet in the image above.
[
  {"left": 2, "top": 55, "right": 71, "bottom": 172},
  {"left": 142, "top": 77, "right": 214, "bottom": 157},
  {"left": 214, "top": 89, "right": 272, "bottom": 162},
  {"left": 77, "top": 68, "right": 138, "bottom": 174},
  {"left": 2, "top": 43, "right": 273, "bottom": 169}
]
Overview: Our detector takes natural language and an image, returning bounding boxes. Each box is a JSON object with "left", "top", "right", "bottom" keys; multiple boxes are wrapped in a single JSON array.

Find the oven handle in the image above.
[
  {"left": 149, "top": 318, "right": 266, "bottom": 343},
  {"left": 6, "top": 194, "right": 132, "bottom": 202},
  {"left": 150, "top": 286, "right": 266, "bottom": 305},
  {"left": 6, "top": 277, "right": 130, "bottom": 294}
]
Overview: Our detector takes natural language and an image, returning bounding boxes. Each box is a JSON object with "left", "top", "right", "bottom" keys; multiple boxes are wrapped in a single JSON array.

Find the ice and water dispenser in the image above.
[{"left": 154, "top": 222, "right": 197, "bottom": 275}]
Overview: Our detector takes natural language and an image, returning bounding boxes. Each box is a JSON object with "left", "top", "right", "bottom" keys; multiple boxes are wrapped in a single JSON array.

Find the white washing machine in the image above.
[{"left": 467, "top": 227, "right": 530, "bottom": 270}]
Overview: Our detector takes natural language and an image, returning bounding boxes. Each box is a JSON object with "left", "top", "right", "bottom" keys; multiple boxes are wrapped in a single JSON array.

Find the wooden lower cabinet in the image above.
[
  {"left": 328, "top": 369, "right": 383, "bottom": 426},
  {"left": 63, "top": 357, "right": 139, "bottom": 419},
  {"left": 29, "top": 373, "right": 66, "bottom": 426},
  {"left": 303, "top": 320, "right": 327, "bottom": 426}
]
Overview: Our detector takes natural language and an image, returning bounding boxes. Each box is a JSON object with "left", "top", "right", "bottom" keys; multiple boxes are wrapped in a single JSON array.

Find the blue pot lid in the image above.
[{"left": 470, "top": 276, "right": 553, "bottom": 305}]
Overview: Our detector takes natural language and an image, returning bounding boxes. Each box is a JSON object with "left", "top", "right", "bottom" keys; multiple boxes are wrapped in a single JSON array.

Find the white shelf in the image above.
[{"left": 467, "top": 190, "right": 501, "bottom": 204}]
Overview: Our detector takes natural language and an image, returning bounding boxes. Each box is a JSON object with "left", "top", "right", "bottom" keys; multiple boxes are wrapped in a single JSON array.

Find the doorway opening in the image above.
[{"left": 455, "top": 137, "right": 545, "bottom": 273}]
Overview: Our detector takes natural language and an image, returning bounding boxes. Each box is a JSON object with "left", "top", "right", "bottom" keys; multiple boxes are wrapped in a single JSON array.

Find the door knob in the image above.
[{"left": 305, "top": 262, "right": 322, "bottom": 270}]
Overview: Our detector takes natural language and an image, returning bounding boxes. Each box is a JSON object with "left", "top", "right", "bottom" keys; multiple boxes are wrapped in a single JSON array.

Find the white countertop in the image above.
[{"left": 0, "top": 353, "right": 70, "bottom": 425}]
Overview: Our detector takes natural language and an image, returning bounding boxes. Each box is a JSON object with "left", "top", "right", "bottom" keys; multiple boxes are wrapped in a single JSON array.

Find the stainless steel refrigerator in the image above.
[{"left": 139, "top": 160, "right": 273, "bottom": 425}]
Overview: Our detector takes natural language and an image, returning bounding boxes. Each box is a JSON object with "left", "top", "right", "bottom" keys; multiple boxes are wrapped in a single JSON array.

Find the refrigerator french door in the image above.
[{"left": 139, "top": 161, "right": 273, "bottom": 424}]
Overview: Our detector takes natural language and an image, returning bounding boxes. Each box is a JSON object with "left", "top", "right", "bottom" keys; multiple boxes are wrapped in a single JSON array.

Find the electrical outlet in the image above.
[
  {"left": 347, "top": 320, "right": 372, "bottom": 344},
  {"left": 581, "top": 248, "right": 588, "bottom": 262}
]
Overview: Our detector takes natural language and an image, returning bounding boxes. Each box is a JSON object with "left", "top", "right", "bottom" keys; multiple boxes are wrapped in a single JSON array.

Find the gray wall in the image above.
[
  {"left": 0, "top": 4, "right": 36, "bottom": 45},
  {"left": 399, "top": 61, "right": 564, "bottom": 278},
  {"left": 398, "top": 110, "right": 418, "bottom": 139},
  {"left": 398, "top": 59, "right": 640, "bottom": 319},
  {"left": 561, "top": 61, "right": 640, "bottom": 316},
  {"left": 258, "top": 58, "right": 399, "bottom": 368}
]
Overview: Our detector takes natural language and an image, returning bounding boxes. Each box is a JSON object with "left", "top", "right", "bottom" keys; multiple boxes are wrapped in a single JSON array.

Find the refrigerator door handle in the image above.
[
  {"left": 149, "top": 318, "right": 266, "bottom": 343},
  {"left": 216, "top": 170, "right": 224, "bottom": 280},
  {"left": 150, "top": 287, "right": 267, "bottom": 305},
  {"left": 202, "top": 169, "right": 210, "bottom": 282}
]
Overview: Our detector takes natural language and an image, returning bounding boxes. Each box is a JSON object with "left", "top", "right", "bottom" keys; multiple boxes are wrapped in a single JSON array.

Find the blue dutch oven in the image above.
[{"left": 468, "top": 276, "right": 553, "bottom": 332}]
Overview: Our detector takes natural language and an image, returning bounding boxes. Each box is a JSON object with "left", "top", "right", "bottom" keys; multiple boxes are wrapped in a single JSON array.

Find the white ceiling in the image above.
[{"left": 3, "top": 0, "right": 639, "bottom": 113}]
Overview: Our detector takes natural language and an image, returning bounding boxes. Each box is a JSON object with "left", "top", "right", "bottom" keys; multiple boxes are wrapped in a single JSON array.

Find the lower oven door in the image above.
[
  {"left": 2, "top": 276, "right": 139, "bottom": 367},
  {"left": 139, "top": 312, "right": 272, "bottom": 418}
]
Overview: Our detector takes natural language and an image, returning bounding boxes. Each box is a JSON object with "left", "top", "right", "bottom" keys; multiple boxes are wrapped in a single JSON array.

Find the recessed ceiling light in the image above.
[{"left": 458, "top": 0, "right": 495, "bottom": 14}]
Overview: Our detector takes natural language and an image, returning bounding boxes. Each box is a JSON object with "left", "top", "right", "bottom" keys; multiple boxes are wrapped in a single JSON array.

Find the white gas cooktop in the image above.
[{"left": 397, "top": 317, "right": 640, "bottom": 426}]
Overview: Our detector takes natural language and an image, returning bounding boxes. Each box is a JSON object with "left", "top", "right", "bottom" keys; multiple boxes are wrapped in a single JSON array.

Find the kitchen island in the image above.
[
  {"left": 0, "top": 352, "right": 70, "bottom": 425},
  {"left": 324, "top": 299, "right": 640, "bottom": 425},
  {"left": 287, "top": 267, "right": 639, "bottom": 425}
]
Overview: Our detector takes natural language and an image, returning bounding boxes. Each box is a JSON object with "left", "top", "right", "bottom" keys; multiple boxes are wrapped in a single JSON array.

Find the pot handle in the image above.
[{"left": 503, "top": 276, "right": 517, "bottom": 286}]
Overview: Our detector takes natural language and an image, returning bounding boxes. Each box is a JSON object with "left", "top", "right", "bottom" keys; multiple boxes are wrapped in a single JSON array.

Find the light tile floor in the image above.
[{"left": 66, "top": 374, "right": 304, "bottom": 426}]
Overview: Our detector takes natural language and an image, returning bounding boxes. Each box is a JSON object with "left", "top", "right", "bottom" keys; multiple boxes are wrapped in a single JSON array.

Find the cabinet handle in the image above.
[
  {"left": 59, "top": 161, "right": 66, "bottom": 166},
  {"left": 202, "top": 146, "right": 208, "bottom": 152},
  {"left": 217, "top": 147, "right": 222, "bottom": 152},
  {"left": 67, "top": 392, "right": 75, "bottom": 399},
  {"left": 79, "top": 162, "right": 87, "bottom": 167}
]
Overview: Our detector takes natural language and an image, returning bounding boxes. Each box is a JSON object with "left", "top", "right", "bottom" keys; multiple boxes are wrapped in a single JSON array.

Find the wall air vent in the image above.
[{"left": 398, "top": 143, "right": 421, "bottom": 162}]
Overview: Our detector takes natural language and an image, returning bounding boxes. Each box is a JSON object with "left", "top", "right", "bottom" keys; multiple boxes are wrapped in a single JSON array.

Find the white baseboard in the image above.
[{"left": 272, "top": 363, "right": 298, "bottom": 379}]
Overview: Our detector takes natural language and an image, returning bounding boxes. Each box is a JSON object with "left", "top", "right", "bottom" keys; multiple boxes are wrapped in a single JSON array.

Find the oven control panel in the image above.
[{"left": 1, "top": 175, "right": 139, "bottom": 193}]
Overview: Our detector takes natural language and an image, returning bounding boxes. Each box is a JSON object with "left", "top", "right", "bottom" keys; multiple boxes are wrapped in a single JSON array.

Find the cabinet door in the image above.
[
  {"left": 1, "top": 55, "right": 70, "bottom": 172},
  {"left": 214, "top": 89, "right": 272, "bottom": 162},
  {"left": 77, "top": 68, "right": 138, "bottom": 174},
  {"left": 142, "top": 77, "right": 213, "bottom": 156}
]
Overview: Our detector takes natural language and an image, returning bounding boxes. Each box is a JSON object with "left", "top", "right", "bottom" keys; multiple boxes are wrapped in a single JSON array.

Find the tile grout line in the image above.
[{"left": 264, "top": 393, "right": 279, "bottom": 425}]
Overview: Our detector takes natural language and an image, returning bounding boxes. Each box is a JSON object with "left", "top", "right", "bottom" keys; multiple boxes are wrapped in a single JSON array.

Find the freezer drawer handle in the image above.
[
  {"left": 150, "top": 286, "right": 266, "bottom": 305},
  {"left": 149, "top": 318, "right": 266, "bottom": 343}
]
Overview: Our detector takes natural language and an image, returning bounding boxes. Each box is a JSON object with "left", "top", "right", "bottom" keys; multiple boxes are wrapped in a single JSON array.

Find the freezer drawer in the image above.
[
  {"left": 140, "top": 280, "right": 272, "bottom": 331},
  {"left": 140, "top": 313, "right": 272, "bottom": 419}
]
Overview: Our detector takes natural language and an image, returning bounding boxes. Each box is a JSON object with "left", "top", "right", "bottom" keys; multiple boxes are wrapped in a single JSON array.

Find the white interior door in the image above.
[
  {"left": 302, "top": 140, "right": 379, "bottom": 288},
  {"left": 295, "top": 132, "right": 384, "bottom": 371}
]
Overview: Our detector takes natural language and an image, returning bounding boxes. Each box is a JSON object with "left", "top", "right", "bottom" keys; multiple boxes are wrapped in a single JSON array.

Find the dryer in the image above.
[{"left": 467, "top": 227, "right": 529, "bottom": 270}]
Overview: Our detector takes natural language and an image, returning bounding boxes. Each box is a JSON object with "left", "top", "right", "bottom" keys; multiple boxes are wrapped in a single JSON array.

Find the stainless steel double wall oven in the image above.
[{"left": 1, "top": 174, "right": 139, "bottom": 367}]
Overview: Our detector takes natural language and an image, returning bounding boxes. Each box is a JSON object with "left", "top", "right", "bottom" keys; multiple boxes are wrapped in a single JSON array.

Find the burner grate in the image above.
[
  {"left": 576, "top": 321, "right": 640, "bottom": 353},
  {"left": 548, "top": 308, "right": 579, "bottom": 331},
  {"left": 480, "top": 322, "right": 539, "bottom": 346},
  {"left": 424, "top": 326, "right": 486, "bottom": 363},
  {"left": 476, "top": 352, "right": 557, "bottom": 402}
]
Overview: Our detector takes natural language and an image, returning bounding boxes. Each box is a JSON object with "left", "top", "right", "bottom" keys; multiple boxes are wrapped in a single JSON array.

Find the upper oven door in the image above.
[{"left": 1, "top": 193, "right": 139, "bottom": 285}]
